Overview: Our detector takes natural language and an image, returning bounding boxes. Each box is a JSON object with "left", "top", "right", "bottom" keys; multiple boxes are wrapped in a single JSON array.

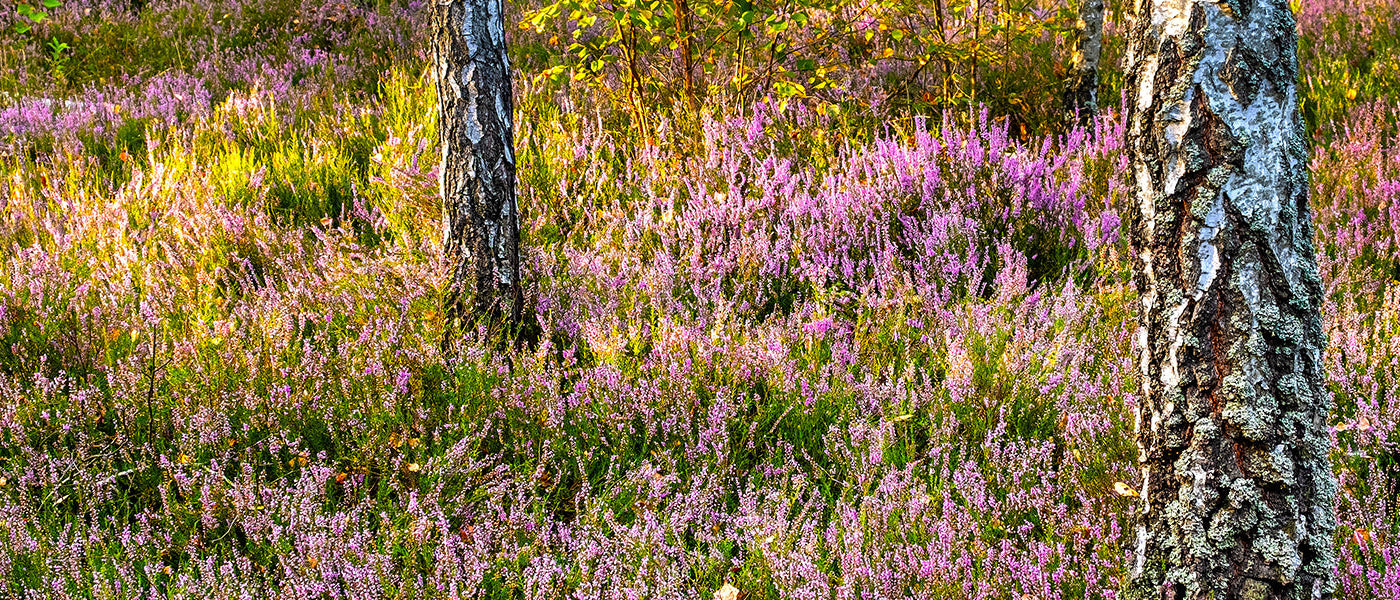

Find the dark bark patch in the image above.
[
  {"left": 1158, "top": 38, "right": 1184, "bottom": 89},
  {"left": 1219, "top": 44, "right": 1265, "bottom": 107},
  {"left": 1190, "top": 90, "right": 1245, "bottom": 165}
]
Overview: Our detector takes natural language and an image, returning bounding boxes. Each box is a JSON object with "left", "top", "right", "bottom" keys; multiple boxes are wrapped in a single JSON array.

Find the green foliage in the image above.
[
  {"left": 523, "top": 0, "right": 1080, "bottom": 133},
  {"left": 13, "top": 0, "right": 60, "bottom": 35},
  {"left": 43, "top": 36, "right": 69, "bottom": 80}
]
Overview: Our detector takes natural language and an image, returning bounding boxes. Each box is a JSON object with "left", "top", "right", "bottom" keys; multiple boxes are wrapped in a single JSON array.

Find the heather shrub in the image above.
[
  {"left": 1298, "top": 0, "right": 1400, "bottom": 139},
  {"left": 361, "top": 65, "right": 441, "bottom": 254},
  {"left": 0, "top": 1, "right": 1398, "bottom": 599}
]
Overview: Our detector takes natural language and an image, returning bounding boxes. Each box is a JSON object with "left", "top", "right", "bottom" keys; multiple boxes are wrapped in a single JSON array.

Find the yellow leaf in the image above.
[{"left": 1113, "top": 482, "right": 1139, "bottom": 497}]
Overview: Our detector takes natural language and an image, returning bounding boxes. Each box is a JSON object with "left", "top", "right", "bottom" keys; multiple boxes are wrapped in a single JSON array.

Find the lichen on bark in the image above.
[{"left": 1122, "top": 0, "right": 1336, "bottom": 597}]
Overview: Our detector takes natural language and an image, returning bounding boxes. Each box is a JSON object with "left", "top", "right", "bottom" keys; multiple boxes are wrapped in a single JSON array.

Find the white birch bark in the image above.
[
  {"left": 1123, "top": 0, "right": 1336, "bottom": 597},
  {"left": 435, "top": 0, "right": 524, "bottom": 333}
]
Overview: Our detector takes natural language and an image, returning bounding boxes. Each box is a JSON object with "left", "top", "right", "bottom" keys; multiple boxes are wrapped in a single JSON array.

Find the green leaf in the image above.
[
  {"left": 41, "top": 0, "right": 61, "bottom": 8},
  {"left": 773, "top": 80, "right": 805, "bottom": 98}
]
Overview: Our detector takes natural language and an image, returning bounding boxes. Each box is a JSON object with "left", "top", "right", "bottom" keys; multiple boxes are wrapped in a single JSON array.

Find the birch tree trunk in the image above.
[
  {"left": 1123, "top": 0, "right": 1336, "bottom": 597},
  {"left": 1064, "top": 0, "right": 1105, "bottom": 123},
  {"left": 435, "top": 0, "right": 524, "bottom": 334}
]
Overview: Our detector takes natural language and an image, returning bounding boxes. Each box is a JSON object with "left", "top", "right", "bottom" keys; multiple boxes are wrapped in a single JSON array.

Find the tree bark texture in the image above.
[
  {"left": 1123, "top": 0, "right": 1336, "bottom": 597},
  {"left": 1064, "top": 0, "right": 1105, "bottom": 122},
  {"left": 434, "top": 0, "right": 524, "bottom": 331}
]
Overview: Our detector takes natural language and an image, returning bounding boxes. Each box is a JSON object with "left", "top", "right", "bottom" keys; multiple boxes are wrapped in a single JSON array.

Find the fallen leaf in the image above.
[
  {"left": 714, "top": 583, "right": 739, "bottom": 600},
  {"left": 1355, "top": 528, "right": 1372, "bottom": 546}
]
